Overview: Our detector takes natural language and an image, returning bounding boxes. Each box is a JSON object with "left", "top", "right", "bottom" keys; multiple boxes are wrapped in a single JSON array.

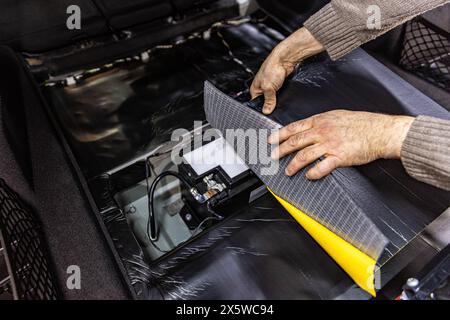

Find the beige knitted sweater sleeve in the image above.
[
  {"left": 401, "top": 116, "right": 450, "bottom": 191},
  {"left": 304, "top": 0, "right": 450, "bottom": 60},
  {"left": 304, "top": 1, "right": 450, "bottom": 191}
]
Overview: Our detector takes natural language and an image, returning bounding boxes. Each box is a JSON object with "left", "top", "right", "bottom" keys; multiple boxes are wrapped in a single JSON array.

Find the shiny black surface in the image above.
[
  {"left": 146, "top": 194, "right": 361, "bottom": 300},
  {"left": 92, "top": 173, "right": 362, "bottom": 299},
  {"left": 45, "top": 22, "right": 282, "bottom": 178}
]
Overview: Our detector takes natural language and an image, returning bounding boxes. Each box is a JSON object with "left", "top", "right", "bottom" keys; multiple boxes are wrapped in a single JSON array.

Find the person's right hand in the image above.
[{"left": 250, "top": 27, "right": 324, "bottom": 114}]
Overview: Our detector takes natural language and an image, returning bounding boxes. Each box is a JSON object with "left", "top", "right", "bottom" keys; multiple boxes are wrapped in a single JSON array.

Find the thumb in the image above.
[{"left": 263, "top": 89, "right": 277, "bottom": 114}]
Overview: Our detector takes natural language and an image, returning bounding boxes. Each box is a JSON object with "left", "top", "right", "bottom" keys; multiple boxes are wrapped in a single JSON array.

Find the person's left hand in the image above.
[{"left": 268, "top": 110, "right": 414, "bottom": 180}]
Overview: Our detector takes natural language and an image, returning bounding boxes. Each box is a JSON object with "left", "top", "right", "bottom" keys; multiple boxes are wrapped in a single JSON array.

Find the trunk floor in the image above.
[{"left": 45, "top": 22, "right": 282, "bottom": 178}]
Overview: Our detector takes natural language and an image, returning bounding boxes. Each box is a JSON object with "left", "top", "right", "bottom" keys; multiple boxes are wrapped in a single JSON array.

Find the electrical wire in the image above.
[
  {"left": 145, "top": 157, "right": 225, "bottom": 253},
  {"left": 206, "top": 201, "right": 224, "bottom": 220},
  {"left": 46, "top": 15, "right": 263, "bottom": 87},
  {"left": 146, "top": 169, "right": 192, "bottom": 242},
  {"left": 216, "top": 29, "right": 254, "bottom": 76},
  {"left": 149, "top": 238, "right": 170, "bottom": 254},
  {"left": 149, "top": 215, "right": 222, "bottom": 256},
  {"left": 145, "top": 158, "right": 180, "bottom": 254},
  {"left": 191, "top": 216, "right": 223, "bottom": 237}
]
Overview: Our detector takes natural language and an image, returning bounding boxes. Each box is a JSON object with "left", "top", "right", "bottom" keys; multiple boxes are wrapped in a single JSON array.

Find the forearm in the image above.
[
  {"left": 401, "top": 116, "right": 450, "bottom": 191},
  {"left": 273, "top": 28, "right": 324, "bottom": 66},
  {"left": 304, "top": 0, "right": 450, "bottom": 60}
]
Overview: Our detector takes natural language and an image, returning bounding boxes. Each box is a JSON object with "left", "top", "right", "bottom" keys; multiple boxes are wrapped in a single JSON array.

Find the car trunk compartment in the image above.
[{"left": 30, "top": 13, "right": 301, "bottom": 299}]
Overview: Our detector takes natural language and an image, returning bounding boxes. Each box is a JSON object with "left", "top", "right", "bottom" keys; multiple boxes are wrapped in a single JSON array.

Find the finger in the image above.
[
  {"left": 271, "top": 129, "right": 318, "bottom": 160},
  {"left": 285, "top": 145, "right": 325, "bottom": 176},
  {"left": 306, "top": 155, "right": 340, "bottom": 180},
  {"left": 262, "top": 89, "right": 277, "bottom": 115},
  {"left": 268, "top": 117, "right": 314, "bottom": 145},
  {"left": 250, "top": 80, "right": 262, "bottom": 100}
]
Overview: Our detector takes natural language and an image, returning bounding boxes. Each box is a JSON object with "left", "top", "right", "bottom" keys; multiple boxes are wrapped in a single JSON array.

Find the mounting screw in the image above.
[
  {"left": 185, "top": 213, "right": 192, "bottom": 222},
  {"left": 407, "top": 278, "right": 419, "bottom": 288}
]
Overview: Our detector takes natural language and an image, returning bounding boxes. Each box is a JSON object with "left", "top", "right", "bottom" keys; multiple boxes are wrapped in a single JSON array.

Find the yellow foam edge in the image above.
[{"left": 268, "top": 189, "right": 377, "bottom": 297}]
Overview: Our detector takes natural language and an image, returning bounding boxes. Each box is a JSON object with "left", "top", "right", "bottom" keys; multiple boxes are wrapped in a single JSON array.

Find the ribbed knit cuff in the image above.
[
  {"left": 401, "top": 116, "right": 450, "bottom": 191},
  {"left": 304, "top": 4, "right": 361, "bottom": 61}
]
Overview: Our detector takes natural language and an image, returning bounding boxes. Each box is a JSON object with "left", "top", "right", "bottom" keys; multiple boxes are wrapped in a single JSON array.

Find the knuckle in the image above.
[
  {"left": 327, "top": 110, "right": 340, "bottom": 116},
  {"left": 316, "top": 164, "right": 326, "bottom": 174},
  {"left": 295, "top": 151, "right": 307, "bottom": 162},
  {"left": 313, "top": 113, "right": 323, "bottom": 120},
  {"left": 287, "top": 121, "right": 300, "bottom": 132},
  {"left": 305, "top": 150, "right": 314, "bottom": 160},
  {"left": 265, "top": 97, "right": 275, "bottom": 104},
  {"left": 314, "top": 126, "right": 325, "bottom": 136},
  {"left": 288, "top": 136, "right": 298, "bottom": 147},
  {"left": 329, "top": 139, "right": 341, "bottom": 149},
  {"left": 330, "top": 157, "right": 340, "bottom": 168},
  {"left": 261, "top": 83, "right": 273, "bottom": 91},
  {"left": 315, "top": 125, "right": 331, "bottom": 137},
  {"left": 309, "top": 116, "right": 317, "bottom": 127},
  {"left": 289, "top": 132, "right": 305, "bottom": 147}
]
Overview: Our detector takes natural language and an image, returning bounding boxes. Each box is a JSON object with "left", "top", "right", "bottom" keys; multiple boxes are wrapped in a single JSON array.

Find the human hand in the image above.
[
  {"left": 250, "top": 27, "right": 324, "bottom": 115},
  {"left": 268, "top": 110, "right": 414, "bottom": 179}
]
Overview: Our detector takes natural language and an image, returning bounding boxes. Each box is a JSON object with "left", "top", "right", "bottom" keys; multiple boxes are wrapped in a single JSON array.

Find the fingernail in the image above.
[
  {"left": 285, "top": 168, "right": 292, "bottom": 176},
  {"left": 263, "top": 107, "right": 271, "bottom": 114}
]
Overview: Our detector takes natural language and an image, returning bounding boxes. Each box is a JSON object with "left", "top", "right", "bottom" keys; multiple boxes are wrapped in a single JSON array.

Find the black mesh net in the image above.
[
  {"left": 400, "top": 18, "right": 450, "bottom": 91},
  {"left": 0, "top": 179, "right": 58, "bottom": 300}
]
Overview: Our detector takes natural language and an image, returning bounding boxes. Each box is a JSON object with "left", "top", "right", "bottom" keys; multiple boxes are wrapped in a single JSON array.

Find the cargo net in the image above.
[
  {"left": 400, "top": 18, "right": 450, "bottom": 91},
  {"left": 0, "top": 179, "right": 58, "bottom": 300}
]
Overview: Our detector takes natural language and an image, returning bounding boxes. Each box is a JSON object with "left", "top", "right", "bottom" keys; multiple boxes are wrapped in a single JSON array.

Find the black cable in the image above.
[
  {"left": 144, "top": 154, "right": 225, "bottom": 248},
  {"left": 191, "top": 216, "right": 222, "bottom": 237},
  {"left": 149, "top": 238, "right": 169, "bottom": 254},
  {"left": 146, "top": 169, "right": 193, "bottom": 242}
]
